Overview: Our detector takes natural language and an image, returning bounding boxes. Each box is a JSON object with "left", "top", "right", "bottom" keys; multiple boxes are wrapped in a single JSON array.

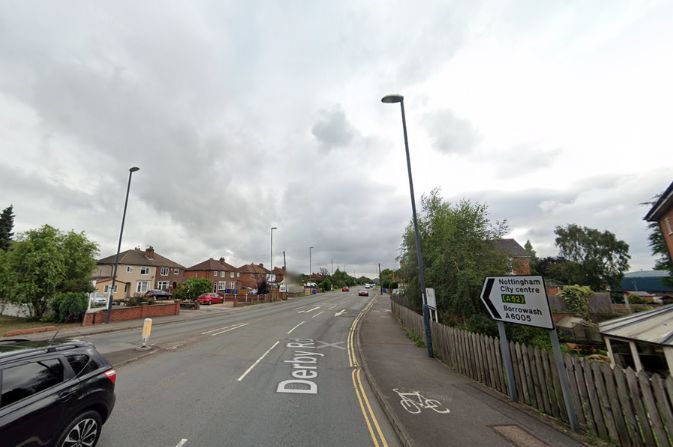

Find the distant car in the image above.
[
  {"left": 89, "top": 292, "right": 108, "bottom": 306},
  {"left": 144, "top": 289, "right": 172, "bottom": 300},
  {"left": 0, "top": 339, "right": 116, "bottom": 447},
  {"left": 342, "top": 287, "right": 349, "bottom": 292},
  {"left": 196, "top": 293, "right": 224, "bottom": 305},
  {"left": 358, "top": 290, "right": 369, "bottom": 297}
]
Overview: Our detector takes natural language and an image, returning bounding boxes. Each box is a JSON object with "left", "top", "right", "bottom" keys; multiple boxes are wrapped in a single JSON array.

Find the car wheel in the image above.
[{"left": 56, "top": 410, "right": 102, "bottom": 447}]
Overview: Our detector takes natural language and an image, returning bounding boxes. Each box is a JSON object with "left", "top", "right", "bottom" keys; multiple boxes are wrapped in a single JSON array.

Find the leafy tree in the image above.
[
  {"left": 60, "top": 230, "right": 98, "bottom": 293},
  {"left": 0, "top": 205, "right": 15, "bottom": 251},
  {"left": 647, "top": 221, "right": 673, "bottom": 287},
  {"left": 537, "top": 256, "right": 586, "bottom": 285},
  {"left": 0, "top": 249, "right": 13, "bottom": 300},
  {"left": 49, "top": 292, "right": 89, "bottom": 322},
  {"left": 173, "top": 278, "right": 212, "bottom": 300},
  {"left": 398, "top": 189, "right": 510, "bottom": 319},
  {"left": 319, "top": 278, "right": 332, "bottom": 292},
  {"left": 559, "top": 285, "right": 593, "bottom": 320},
  {"left": 554, "top": 224, "right": 630, "bottom": 291},
  {"left": 523, "top": 240, "right": 539, "bottom": 274}
]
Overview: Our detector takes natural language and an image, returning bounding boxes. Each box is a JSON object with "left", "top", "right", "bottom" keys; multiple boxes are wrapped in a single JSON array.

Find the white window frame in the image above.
[
  {"left": 236, "top": 272, "right": 240, "bottom": 278},
  {"left": 126, "top": 266, "right": 133, "bottom": 273},
  {"left": 174, "top": 268, "right": 180, "bottom": 275},
  {"left": 213, "top": 271, "right": 219, "bottom": 277},
  {"left": 140, "top": 266, "right": 150, "bottom": 275},
  {"left": 104, "top": 285, "right": 118, "bottom": 293},
  {"left": 665, "top": 216, "right": 673, "bottom": 235},
  {"left": 230, "top": 281, "right": 236, "bottom": 289},
  {"left": 160, "top": 267, "right": 169, "bottom": 276},
  {"left": 157, "top": 281, "right": 169, "bottom": 290},
  {"left": 136, "top": 281, "right": 149, "bottom": 293},
  {"left": 217, "top": 281, "right": 226, "bottom": 291}
]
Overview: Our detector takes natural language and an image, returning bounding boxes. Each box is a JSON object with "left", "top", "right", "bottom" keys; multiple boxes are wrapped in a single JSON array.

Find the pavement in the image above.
[{"left": 357, "top": 295, "right": 586, "bottom": 447}]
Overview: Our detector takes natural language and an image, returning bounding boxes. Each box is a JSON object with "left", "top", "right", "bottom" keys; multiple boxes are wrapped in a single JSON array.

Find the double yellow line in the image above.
[{"left": 348, "top": 297, "right": 389, "bottom": 447}]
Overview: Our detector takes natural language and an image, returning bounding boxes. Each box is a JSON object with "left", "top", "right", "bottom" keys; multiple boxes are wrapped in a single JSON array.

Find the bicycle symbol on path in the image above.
[{"left": 392, "top": 389, "right": 451, "bottom": 415}]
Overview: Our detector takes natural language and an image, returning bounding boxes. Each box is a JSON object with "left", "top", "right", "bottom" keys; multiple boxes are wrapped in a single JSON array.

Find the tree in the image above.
[
  {"left": 523, "top": 240, "right": 539, "bottom": 274},
  {"left": 554, "top": 224, "right": 630, "bottom": 291},
  {"left": 647, "top": 220, "right": 673, "bottom": 287},
  {"left": 60, "top": 230, "right": 98, "bottom": 293},
  {"left": 0, "top": 205, "right": 15, "bottom": 251},
  {"left": 559, "top": 285, "right": 593, "bottom": 320},
  {"left": 537, "top": 256, "right": 586, "bottom": 285},
  {"left": 173, "top": 278, "right": 212, "bottom": 301},
  {"left": 398, "top": 189, "right": 510, "bottom": 319}
]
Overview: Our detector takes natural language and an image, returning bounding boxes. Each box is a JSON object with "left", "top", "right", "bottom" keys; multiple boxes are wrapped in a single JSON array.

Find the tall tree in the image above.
[
  {"left": 524, "top": 240, "right": 539, "bottom": 274},
  {"left": 647, "top": 220, "right": 673, "bottom": 286},
  {"left": 399, "top": 189, "right": 509, "bottom": 319},
  {"left": 0, "top": 205, "right": 15, "bottom": 251},
  {"left": 554, "top": 224, "right": 630, "bottom": 291}
]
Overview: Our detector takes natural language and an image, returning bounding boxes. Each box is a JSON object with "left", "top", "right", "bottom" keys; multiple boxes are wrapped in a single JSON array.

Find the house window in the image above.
[
  {"left": 220, "top": 271, "right": 225, "bottom": 277},
  {"left": 229, "top": 271, "right": 234, "bottom": 278},
  {"left": 140, "top": 266, "right": 150, "bottom": 275},
  {"left": 124, "top": 284, "right": 129, "bottom": 293},
  {"left": 104, "top": 285, "right": 118, "bottom": 293},
  {"left": 136, "top": 281, "right": 149, "bottom": 293},
  {"left": 160, "top": 267, "right": 169, "bottom": 276},
  {"left": 174, "top": 268, "right": 180, "bottom": 275},
  {"left": 665, "top": 217, "right": 673, "bottom": 235},
  {"left": 230, "top": 281, "right": 236, "bottom": 289},
  {"left": 237, "top": 272, "right": 240, "bottom": 278},
  {"left": 218, "top": 281, "right": 226, "bottom": 291},
  {"left": 213, "top": 271, "right": 219, "bottom": 277},
  {"left": 157, "top": 281, "right": 169, "bottom": 290},
  {"left": 126, "top": 266, "right": 133, "bottom": 273}
]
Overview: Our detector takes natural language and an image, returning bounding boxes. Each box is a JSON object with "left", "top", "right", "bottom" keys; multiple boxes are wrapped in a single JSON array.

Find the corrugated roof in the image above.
[
  {"left": 98, "top": 248, "right": 184, "bottom": 269},
  {"left": 644, "top": 180, "right": 673, "bottom": 221},
  {"left": 621, "top": 270, "right": 673, "bottom": 293},
  {"left": 599, "top": 305, "right": 673, "bottom": 346},
  {"left": 493, "top": 239, "right": 529, "bottom": 257},
  {"left": 186, "top": 258, "right": 238, "bottom": 272}
]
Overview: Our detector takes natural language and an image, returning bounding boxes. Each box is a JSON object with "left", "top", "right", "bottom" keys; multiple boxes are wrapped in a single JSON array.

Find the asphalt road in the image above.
[{"left": 91, "top": 289, "right": 399, "bottom": 447}]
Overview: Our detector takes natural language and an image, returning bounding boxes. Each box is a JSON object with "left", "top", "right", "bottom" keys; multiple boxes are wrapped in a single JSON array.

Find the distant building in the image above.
[
  {"left": 645, "top": 180, "right": 673, "bottom": 262},
  {"left": 238, "top": 263, "right": 272, "bottom": 290},
  {"left": 185, "top": 257, "right": 239, "bottom": 293},
  {"left": 494, "top": 238, "right": 531, "bottom": 275},
  {"left": 93, "top": 246, "right": 185, "bottom": 300},
  {"left": 621, "top": 271, "right": 673, "bottom": 294}
]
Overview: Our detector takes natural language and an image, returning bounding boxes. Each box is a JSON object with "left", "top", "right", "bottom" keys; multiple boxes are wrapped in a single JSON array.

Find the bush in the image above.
[
  {"left": 560, "top": 284, "right": 592, "bottom": 319},
  {"left": 319, "top": 279, "right": 332, "bottom": 292},
  {"left": 49, "top": 292, "right": 88, "bottom": 323}
]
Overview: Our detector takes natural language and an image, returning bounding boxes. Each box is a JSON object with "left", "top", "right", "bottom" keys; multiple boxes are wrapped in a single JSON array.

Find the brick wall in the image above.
[{"left": 82, "top": 302, "right": 180, "bottom": 326}]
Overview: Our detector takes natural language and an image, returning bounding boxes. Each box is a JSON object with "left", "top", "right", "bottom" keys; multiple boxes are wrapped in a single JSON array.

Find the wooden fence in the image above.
[{"left": 391, "top": 299, "right": 673, "bottom": 446}]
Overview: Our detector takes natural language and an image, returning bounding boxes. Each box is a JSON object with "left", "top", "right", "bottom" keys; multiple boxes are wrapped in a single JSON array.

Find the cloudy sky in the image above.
[{"left": 1, "top": 1, "right": 672, "bottom": 277}]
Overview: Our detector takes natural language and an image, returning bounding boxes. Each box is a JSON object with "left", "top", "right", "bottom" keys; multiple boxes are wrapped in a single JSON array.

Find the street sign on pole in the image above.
[
  {"left": 480, "top": 276, "right": 554, "bottom": 329},
  {"left": 425, "top": 288, "right": 436, "bottom": 309}
]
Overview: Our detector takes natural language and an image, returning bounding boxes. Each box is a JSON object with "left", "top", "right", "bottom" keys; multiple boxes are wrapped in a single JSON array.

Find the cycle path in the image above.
[{"left": 358, "top": 295, "right": 585, "bottom": 447}]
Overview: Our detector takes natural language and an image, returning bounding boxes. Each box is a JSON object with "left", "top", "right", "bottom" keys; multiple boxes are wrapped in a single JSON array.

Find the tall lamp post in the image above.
[
  {"left": 107, "top": 166, "right": 140, "bottom": 324},
  {"left": 270, "top": 226, "right": 277, "bottom": 281},
  {"left": 381, "top": 94, "right": 433, "bottom": 357}
]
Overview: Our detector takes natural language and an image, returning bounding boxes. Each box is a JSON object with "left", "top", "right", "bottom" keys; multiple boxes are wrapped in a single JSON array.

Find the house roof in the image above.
[
  {"left": 493, "top": 239, "right": 529, "bottom": 258},
  {"left": 238, "top": 263, "right": 270, "bottom": 274},
  {"left": 98, "top": 248, "right": 184, "bottom": 269},
  {"left": 599, "top": 305, "right": 673, "bottom": 346},
  {"left": 186, "top": 258, "right": 238, "bottom": 272},
  {"left": 645, "top": 180, "right": 673, "bottom": 221}
]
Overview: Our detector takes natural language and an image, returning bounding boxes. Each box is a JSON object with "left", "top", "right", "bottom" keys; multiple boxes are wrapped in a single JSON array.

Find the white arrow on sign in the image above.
[{"left": 480, "top": 276, "right": 554, "bottom": 330}]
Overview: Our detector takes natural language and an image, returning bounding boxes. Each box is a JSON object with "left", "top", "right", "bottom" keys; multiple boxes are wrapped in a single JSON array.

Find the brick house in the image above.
[
  {"left": 93, "top": 246, "right": 185, "bottom": 300},
  {"left": 645, "top": 180, "right": 673, "bottom": 262},
  {"left": 185, "top": 257, "right": 240, "bottom": 293},
  {"left": 494, "top": 239, "right": 532, "bottom": 275},
  {"left": 237, "top": 263, "right": 271, "bottom": 290},
  {"left": 272, "top": 266, "right": 285, "bottom": 284}
]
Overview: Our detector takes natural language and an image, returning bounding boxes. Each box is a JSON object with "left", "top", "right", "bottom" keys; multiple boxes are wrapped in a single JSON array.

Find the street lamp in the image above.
[
  {"left": 107, "top": 166, "right": 140, "bottom": 324},
  {"left": 309, "top": 246, "right": 314, "bottom": 279},
  {"left": 381, "top": 94, "right": 433, "bottom": 357},
  {"left": 270, "top": 226, "right": 277, "bottom": 281}
]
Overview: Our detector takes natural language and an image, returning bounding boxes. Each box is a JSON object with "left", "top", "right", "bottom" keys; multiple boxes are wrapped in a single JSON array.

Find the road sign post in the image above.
[
  {"left": 425, "top": 288, "right": 438, "bottom": 322},
  {"left": 480, "top": 275, "right": 578, "bottom": 432},
  {"left": 141, "top": 318, "right": 152, "bottom": 348}
]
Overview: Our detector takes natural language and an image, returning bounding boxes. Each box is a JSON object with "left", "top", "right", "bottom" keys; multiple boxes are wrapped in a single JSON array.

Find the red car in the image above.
[
  {"left": 196, "top": 292, "right": 224, "bottom": 305},
  {"left": 342, "top": 287, "right": 349, "bottom": 292},
  {"left": 358, "top": 290, "right": 369, "bottom": 297}
]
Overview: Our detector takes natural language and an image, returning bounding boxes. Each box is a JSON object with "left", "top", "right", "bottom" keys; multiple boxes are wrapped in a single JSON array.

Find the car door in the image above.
[{"left": 0, "top": 356, "right": 75, "bottom": 447}]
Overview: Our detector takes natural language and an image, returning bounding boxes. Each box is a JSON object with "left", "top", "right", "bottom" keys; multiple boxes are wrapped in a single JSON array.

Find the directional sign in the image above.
[
  {"left": 480, "top": 276, "right": 554, "bottom": 329},
  {"left": 425, "top": 288, "right": 436, "bottom": 309}
]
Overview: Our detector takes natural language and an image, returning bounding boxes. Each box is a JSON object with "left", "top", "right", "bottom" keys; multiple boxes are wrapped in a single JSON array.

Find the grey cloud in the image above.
[
  {"left": 424, "top": 109, "right": 480, "bottom": 154},
  {"left": 494, "top": 144, "right": 561, "bottom": 177},
  {"left": 311, "top": 106, "right": 356, "bottom": 150}
]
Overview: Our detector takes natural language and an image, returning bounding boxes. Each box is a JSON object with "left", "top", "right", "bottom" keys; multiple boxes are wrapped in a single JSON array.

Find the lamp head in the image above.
[
  {"left": 271, "top": 226, "right": 278, "bottom": 230},
  {"left": 129, "top": 166, "right": 140, "bottom": 173},
  {"left": 381, "top": 94, "right": 404, "bottom": 104}
]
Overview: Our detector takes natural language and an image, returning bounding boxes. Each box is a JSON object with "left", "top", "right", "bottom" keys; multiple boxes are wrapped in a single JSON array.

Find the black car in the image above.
[
  {"left": 0, "top": 339, "right": 116, "bottom": 447},
  {"left": 144, "top": 289, "right": 172, "bottom": 300}
]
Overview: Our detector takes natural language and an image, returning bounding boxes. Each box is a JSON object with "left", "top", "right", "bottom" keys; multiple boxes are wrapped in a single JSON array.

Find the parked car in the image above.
[
  {"left": 89, "top": 292, "right": 108, "bottom": 306},
  {"left": 196, "top": 293, "right": 224, "bottom": 305},
  {"left": 342, "top": 287, "right": 350, "bottom": 292},
  {"left": 359, "top": 290, "right": 369, "bottom": 297},
  {"left": 144, "top": 289, "right": 172, "bottom": 300},
  {"left": 0, "top": 339, "right": 116, "bottom": 447}
]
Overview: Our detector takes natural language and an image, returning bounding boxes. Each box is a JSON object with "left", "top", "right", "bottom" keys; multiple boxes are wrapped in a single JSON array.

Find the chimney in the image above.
[
  {"left": 219, "top": 257, "right": 225, "bottom": 263},
  {"left": 259, "top": 263, "right": 263, "bottom": 267},
  {"left": 145, "top": 246, "right": 155, "bottom": 260}
]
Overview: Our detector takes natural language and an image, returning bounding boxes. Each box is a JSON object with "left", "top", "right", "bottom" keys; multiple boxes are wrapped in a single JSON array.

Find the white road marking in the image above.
[
  {"left": 210, "top": 323, "right": 248, "bottom": 336},
  {"left": 335, "top": 309, "right": 346, "bottom": 317},
  {"left": 312, "top": 311, "right": 324, "bottom": 318},
  {"left": 201, "top": 322, "right": 247, "bottom": 335},
  {"left": 237, "top": 341, "right": 280, "bottom": 382},
  {"left": 298, "top": 306, "right": 320, "bottom": 313},
  {"left": 176, "top": 439, "right": 188, "bottom": 447},
  {"left": 287, "top": 321, "right": 305, "bottom": 334},
  {"left": 328, "top": 304, "right": 338, "bottom": 309}
]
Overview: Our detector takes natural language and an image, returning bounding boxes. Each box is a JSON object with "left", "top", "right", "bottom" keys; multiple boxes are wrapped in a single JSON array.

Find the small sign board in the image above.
[
  {"left": 425, "top": 288, "right": 436, "bottom": 309},
  {"left": 480, "top": 276, "right": 554, "bottom": 329}
]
